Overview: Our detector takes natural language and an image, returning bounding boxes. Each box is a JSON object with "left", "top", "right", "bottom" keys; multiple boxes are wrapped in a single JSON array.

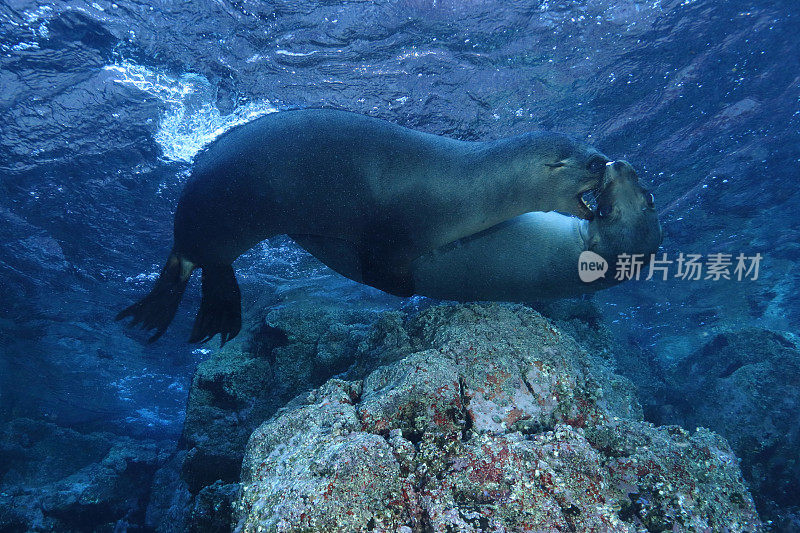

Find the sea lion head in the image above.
[
  {"left": 520, "top": 134, "right": 609, "bottom": 220},
  {"left": 589, "top": 160, "right": 663, "bottom": 257}
]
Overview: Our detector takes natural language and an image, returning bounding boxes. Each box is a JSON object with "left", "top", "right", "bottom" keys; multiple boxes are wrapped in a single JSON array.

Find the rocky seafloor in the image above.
[
  {"left": 2, "top": 301, "right": 798, "bottom": 531},
  {"left": 233, "top": 304, "right": 760, "bottom": 532}
]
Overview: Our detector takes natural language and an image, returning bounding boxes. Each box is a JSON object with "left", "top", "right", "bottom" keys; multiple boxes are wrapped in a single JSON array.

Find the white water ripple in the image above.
[{"left": 104, "top": 60, "right": 277, "bottom": 163}]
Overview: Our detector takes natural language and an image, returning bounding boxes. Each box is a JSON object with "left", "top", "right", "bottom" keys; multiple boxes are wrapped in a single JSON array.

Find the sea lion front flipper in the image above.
[
  {"left": 188, "top": 263, "right": 242, "bottom": 347},
  {"left": 292, "top": 233, "right": 416, "bottom": 297},
  {"left": 358, "top": 248, "right": 415, "bottom": 297}
]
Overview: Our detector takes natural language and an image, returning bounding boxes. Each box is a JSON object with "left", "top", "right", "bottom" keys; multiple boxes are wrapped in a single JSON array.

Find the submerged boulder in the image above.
[
  {"left": 180, "top": 300, "right": 378, "bottom": 495},
  {"left": 656, "top": 328, "right": 800, "bottom": 530},
  {"left": 0, "top": 418, "right": 166, "bottom": 532},
  {"left": 176, "top": 298, "right": 391, "bottom": 529},
  {"left": 234, "top": 304, "right": 761, "bottom": 532}
]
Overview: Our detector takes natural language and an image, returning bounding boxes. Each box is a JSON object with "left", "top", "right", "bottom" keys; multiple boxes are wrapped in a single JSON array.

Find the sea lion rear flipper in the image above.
[
  {"left": 188, "top": 264, "right": 242, "bottom": 347},
  {"left": 116, "top": 251, "right": 194, "bottom": 343}
]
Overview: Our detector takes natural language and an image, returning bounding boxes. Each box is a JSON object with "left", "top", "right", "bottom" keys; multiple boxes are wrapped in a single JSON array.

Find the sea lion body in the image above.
[
  {"left": 294, "top": 211, "right": 589, "bottom": 298},
  {"left": 411, "top": 160, "right": 662, "bottom": 301},
  {"left": 413, "top": 211, "right": 594, "bottom": 300},
  {"left": 176, "top": 110, "right": 472, "bottom": 267},
  {"left": 176, "top": 109, "right": 605, "bottom": 282},
  {"left": 298, "top": 160, "right": 662, "bottom": 301},
  {"left": 118, "top": 109, "right": 609, "bottom": 344}
]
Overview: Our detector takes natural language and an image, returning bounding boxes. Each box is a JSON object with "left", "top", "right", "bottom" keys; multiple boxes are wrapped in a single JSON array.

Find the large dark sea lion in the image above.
[
  {"left": 117, "top": 109, "right": 608, "bottom": 344},
  {"left": 298, "top": 160, "right": 662, "bottom": 300}
]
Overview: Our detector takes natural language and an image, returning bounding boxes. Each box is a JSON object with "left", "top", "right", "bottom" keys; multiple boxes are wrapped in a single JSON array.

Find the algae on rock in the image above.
[{"left": 234, "top": 304, "right": 761, "bottom": 532}]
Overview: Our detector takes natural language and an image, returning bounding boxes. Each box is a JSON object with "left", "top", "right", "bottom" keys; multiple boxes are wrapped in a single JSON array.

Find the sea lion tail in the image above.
[
  {"left": 116, "top": 251, "right": 195, "bottom": 343},
  {"left": 187, "top": 264, "right": 241, "bottom": 347}
]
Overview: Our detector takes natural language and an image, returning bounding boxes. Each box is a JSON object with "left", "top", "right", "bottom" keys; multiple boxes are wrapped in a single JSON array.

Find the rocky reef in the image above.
[
  {"left": 175, "top": 299, "right": 388, "bottom": 518},
  {"left": 0, "top": 418, "right": 168, "bottom": 531},
  {"left": 649, "top": 328, "right": 800, "bottom": 531},
  {"left": 233, "top": 304, "right": 761, "bottom": 532},
  {"left": 0, "top": 303, "right": 771, "bottom": 532}
]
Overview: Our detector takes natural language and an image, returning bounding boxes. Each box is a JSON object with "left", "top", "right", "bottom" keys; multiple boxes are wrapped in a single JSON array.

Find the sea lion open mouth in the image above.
[
  {"left": 579, "top": 188, "right": 600, "bottom": 218},
  {"left": 576, "top": 177, "right": 608, "bottom": 219},
  {"left": 576, "top": 161, "right": 616, "bottom": 219}
]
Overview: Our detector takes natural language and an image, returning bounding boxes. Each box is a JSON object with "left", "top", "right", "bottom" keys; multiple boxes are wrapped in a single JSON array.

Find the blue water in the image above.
[{"left": 1, "top": 0, "right": 799, "bottom": 530}]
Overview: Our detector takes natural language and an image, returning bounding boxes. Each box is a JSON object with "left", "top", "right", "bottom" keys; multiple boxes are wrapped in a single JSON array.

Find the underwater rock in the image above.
[
  {"left": 0, "top": 418, "right": 167, "bottom": 532},
  {"left": 145, "top": 450, "right": 192, "bottom": 532},
  {"left": 234, "top": 304, "right": 761, "bottom": 532},
  {"left": 179, "top": 300, "right": 635, "bottom": 497},
  {"left": 535, "top": 299, "right": 670, "bottom": 428},
  {"left": 656, "top": 328, "right": 800, "bottom": 530},
  {"left": 190, "top": 481, "right": 242, "bottom": 533},
  {"left": 179, "top": 300, "right": 380, "bottom": 510}
]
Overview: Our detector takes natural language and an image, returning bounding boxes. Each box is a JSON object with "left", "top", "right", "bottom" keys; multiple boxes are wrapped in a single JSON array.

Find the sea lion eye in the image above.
[
  {"left": 545, "top": 162, "right": 565, "bottom": 169},
  {"left": 587, "top": 156, "right": 607, "bottom": 174},
  {"left": 645, "top": 191, "right": 655, "bottom": 208}
]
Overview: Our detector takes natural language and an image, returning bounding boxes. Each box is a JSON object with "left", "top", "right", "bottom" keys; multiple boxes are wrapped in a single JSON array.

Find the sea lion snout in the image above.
[
  {"left": 595, "top": 160, "right": 649, "bottom": 219},
  {"left": 611, "top": 160, "right": 630, "bottom": 173},
  {"left": 607, "top": 160, "right": 637, "bottom": 181},
  {"left": 594, "top": 159, "right": 662, "bottom": 253},
  {"left": 600, "top": 160, "right": 638, "bottom": 190}
]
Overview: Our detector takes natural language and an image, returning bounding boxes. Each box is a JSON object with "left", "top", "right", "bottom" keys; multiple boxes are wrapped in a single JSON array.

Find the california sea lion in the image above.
[
  {"left": 298, "top": 160, "right": 662, "bottom": 300},
  {"left": 117, "top": 109, "right": 608, "bottom": 344},
  {"left": 410, "top": 160, "right": 663, "bottom": 300}
]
